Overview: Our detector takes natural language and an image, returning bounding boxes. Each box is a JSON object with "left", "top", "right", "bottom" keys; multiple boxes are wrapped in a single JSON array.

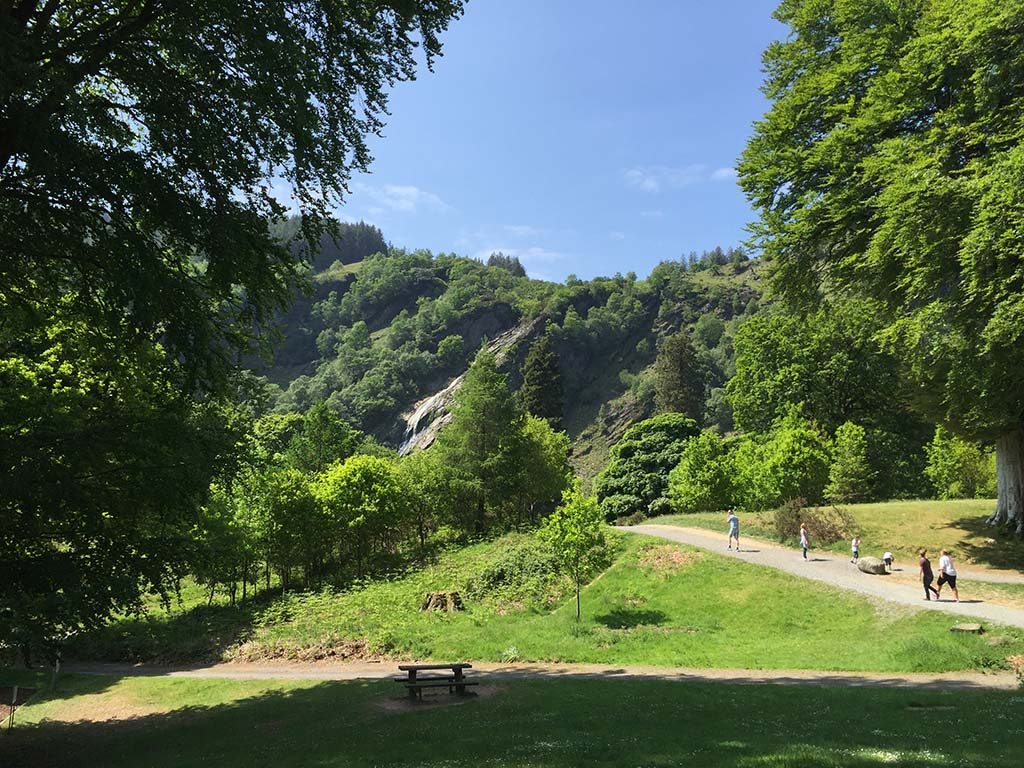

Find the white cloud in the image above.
[
  {"left": 352, "top": 182, "right": 450, "bottom": 214},
  {"left": 608, "top": 230, "right": 626, "bottom": 241},
  {"left": 624, "top": 164, "right": 738, "bottom": 193},
  {"left": 639, "top": 209, "right": 664, "bottom": 219},
  {"left": 503, "top": 223, "right": 544, "bottom": 238}
]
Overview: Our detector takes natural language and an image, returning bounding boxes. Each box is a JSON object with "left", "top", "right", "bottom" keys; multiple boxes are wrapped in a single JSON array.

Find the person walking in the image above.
[
  {"left": 850, "top": 535, "right": 861, "bottom": 564},
  {"left": 727, "top": 509, "right": 740, "bottom": 552},
  {"left": 936, "top": 549, "right": 960, "bottom": 602},
  {"left": 883, "top": 551, "right": 894, "bottom": 572},
  {"left": 919, "top": 548, "right": 939, "bottom": 601},
  {"left": 800, "top": 523, "right": 809, "bottom": 561}
]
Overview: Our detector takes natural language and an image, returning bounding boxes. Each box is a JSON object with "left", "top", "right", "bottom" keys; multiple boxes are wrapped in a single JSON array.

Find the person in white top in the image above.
[
  {"left": 936, "top": 549, "right": 959, "bottom": 602},
  {"left": 883, "top": 551, "right": 894, "bottom": 572},
  {"left": 850, "top": 536, "right": 860, "bottom": 564},
  {"left": 799, "top": 523, "right": 809, "bottom": 560},
  {"left": 726, "top": 510, "right": 740, "bottom": 552}
]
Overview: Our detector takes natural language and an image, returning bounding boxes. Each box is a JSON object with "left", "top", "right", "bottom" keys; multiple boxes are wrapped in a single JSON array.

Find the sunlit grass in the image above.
[{"left": 71, "top": 531, "right": 1024, "bottom": 673}]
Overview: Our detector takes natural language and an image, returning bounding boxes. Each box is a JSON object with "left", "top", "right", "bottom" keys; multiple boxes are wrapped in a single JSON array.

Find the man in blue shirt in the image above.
[{"left": 727, "top": 510, "right": 740, "bottom": 552}]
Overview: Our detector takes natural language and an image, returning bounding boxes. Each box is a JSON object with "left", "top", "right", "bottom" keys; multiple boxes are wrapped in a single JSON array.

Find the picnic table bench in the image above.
[{"left": 395, "top": 663, "right": 477, "bottom": 699}]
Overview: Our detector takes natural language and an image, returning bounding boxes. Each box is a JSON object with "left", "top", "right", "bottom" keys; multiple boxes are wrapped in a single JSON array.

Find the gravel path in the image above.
[
  {"left": 62, "top": 660, "right": 1017, "bottom": 691},
  {"left": 623, "top": 524, "right": 1024, "bottom": 629}
]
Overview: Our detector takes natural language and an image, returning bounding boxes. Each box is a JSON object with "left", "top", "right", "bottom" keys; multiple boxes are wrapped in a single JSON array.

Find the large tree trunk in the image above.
[{"left": 988, "top": 427, "right": 1024, "bottom": 536}]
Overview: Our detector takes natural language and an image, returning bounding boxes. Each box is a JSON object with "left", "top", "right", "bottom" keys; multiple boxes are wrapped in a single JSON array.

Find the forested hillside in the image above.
[{"left": 256, "top": 220, "right": 761, "bottom": 475}]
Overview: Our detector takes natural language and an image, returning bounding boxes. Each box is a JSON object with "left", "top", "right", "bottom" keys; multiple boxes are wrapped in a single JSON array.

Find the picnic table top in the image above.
[{"left": 398, "top": 662, "right": 473, "bottom": 671}]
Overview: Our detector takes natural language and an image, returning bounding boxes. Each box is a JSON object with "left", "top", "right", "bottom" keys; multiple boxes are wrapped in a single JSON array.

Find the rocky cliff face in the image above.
[{"left": 398, "top": 316, "right": 545, "bottom": 454}]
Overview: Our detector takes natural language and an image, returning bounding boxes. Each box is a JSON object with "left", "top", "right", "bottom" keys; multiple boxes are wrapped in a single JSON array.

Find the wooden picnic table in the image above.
[{"left": 396, "top": 662, "right": 476, "bottom": 699}]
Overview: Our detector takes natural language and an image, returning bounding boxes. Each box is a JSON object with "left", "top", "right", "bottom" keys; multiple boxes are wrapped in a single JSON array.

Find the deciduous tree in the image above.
[
  {"left": 538, "top": 485, "right": 607, "bottom": 622},
  {"left": 740, "top": 0, "right": 1024, "bottom": 532}
]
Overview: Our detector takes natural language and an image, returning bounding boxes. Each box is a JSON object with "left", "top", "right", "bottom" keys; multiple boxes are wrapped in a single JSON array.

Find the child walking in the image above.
[
  {"left": 850, "top": 535, "right": 861, "bottom": 564},
  {"left": 800, "top": 523, "right": 809, "bottom": 561}
]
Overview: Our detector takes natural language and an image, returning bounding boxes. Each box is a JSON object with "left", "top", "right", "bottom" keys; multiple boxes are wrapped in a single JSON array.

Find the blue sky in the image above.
[{"left": 339, "top": 1, "right": 784, "bottom": 281}]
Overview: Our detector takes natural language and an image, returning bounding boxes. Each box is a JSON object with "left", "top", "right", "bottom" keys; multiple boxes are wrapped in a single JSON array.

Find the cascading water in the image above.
[{"left": 396, "top": 317, "right": 544, "bottom": 455}]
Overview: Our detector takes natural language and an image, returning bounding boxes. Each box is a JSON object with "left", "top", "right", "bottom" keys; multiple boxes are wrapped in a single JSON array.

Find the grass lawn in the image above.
[
  {"left": 5, "top": 672, "right": 1023, "bottom": 768},
  {"left": 69, "top": 532, "right": 1024, "bottom": 673},
  {"left": 652, "top": 499, "right": 1024, "bottom": 574}
]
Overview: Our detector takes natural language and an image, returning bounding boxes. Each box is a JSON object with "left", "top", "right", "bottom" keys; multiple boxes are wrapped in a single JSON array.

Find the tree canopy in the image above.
[
  {"left": 739, "top": 0, "right": 1024, "bottom": 531},
  {"left": 0, "top": 0, "right": 465, "bottom": 656}
]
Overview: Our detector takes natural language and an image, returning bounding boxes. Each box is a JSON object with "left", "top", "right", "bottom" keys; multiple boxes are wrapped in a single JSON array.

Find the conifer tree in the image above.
[
  {"left": 435, "top": 346, "right": 524, "bottom": 533},
  {"left": 825, "top": 422, "right": 876, "bottom": 504},
  {"left": 519, "top": 333, "right": 565, "bottom": 429},
  {"left": 654, "top": 332, "right": 705, "bottom": 421}
]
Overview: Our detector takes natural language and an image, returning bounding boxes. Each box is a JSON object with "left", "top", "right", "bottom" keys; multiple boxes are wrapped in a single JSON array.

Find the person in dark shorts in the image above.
[
  {"left": 883, "top": 551, "right": 894, "bottom": 572},
  {"left": 919, "top": 548, "right": 939, "bottom": 600},
  {"left": 936, "top": 549, "right": 960, "bottom": 602}
]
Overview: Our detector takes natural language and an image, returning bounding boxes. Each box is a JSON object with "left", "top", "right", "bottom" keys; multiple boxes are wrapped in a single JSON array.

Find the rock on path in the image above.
[{"left": 622, "top": 524, "right": 1024, "bottom": 629}]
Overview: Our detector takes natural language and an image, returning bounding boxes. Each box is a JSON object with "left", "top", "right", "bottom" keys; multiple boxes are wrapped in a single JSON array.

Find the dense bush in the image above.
[
  {"left": 730, "top": 413, "right": 832, "bottom": 510},
  {"left": 925, "top": 427, "right": 997, "bottom": 499},
  {"left": 727, "top": 303, "right": 932, "bottom": 500},
  {"left": 594, "top": 413, "right": 700, "bottom": 521},
  {"left": 464, "top": 537, "right": 560, "bottom": 605},
  {"left": 668, "top": 431, "right": 733, "bottom": 513},
  {"left": 825, "top": 422, "right": 875, "bottom": 503}
]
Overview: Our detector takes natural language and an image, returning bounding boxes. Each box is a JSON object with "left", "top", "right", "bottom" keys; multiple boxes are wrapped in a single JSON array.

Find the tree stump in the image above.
[{"left": 420, "top": 591, "right": 464, "bottom": 612}]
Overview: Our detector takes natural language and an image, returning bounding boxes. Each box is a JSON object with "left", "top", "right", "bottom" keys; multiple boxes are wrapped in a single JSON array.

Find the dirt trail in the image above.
[
  {"left": 61, "top": 660, "right": 1017, "bottom": 691},
  {"left": 624, "top": 524, "right": 1024, "bottom": 629}
]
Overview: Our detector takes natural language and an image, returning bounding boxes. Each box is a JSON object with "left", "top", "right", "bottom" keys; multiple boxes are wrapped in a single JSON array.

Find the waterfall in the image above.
[{"left": 396, "top": 316, "right": 544, "bottom": 455}]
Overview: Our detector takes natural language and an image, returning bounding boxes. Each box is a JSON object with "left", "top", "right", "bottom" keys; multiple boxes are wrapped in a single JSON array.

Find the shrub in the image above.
[
  {"left": 668, "top": 431, "right": 733, "bottom": 513},
  {"left": 734, "top": 412, "right": 832, "bottom": 510},
  {"left": 594, "top": 413, "right": 700, "bottom": 520},
  {"left": 826, "top": 422, "right": 876, "bottom": 503},
  {"left": 614, "top": 511, "right": 648, "bottom": 526},
  {"left": 464, "top": 538, "right": 560, "bottom": 606},
  {"left": 925, "top": 427, "right": 997, "bottom": 499},
  {"left": 772, "top": 497, "right": 807, "bottom": 542},
  {"left": 772, "top": 498, "right": 854, "bottom": 546},
  {"left": 646, "top": 496, "right": 674, "bottom": 518}
]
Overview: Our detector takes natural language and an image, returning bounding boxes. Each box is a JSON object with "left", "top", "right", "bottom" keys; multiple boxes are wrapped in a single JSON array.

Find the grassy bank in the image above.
[
  {"left": 69, "top": 532, "right": 1024, "bottom": 673},
  {"left": 6, "top": 673, "right": 1022, "bottom": 768},
  {"left": 653, "top": 499, "right": 1024, "bottom": 573}
]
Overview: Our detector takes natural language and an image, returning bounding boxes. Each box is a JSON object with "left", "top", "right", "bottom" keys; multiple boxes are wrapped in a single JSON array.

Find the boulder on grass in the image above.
[
  {"left": 950, "top": 623, "right": 983, "bottom": 634},
  {"left": 857, "top": 557, "right": 888, "bottom": 575}
]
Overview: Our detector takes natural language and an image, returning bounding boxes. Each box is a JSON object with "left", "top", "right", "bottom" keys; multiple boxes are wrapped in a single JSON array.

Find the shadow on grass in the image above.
[
  {"left": 594, "top": 608, "right": 668, "bottom": 629},
  {"left": 65, "top": 592, "right": 278, "bottom": 664},
  {"left": 949, "top": 516, "right": 1024, "bottom": 572},
  {"left": 5, "top": 677, "right": 1020, "bottom": 768}
]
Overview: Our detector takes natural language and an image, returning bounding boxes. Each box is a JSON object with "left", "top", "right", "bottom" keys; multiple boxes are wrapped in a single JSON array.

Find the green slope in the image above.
[{"left": 71, "top": 531, "right": 1024, "bottom": 673}]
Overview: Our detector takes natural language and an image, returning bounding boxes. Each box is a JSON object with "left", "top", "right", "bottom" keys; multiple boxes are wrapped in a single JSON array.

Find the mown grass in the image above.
[
  {"left": 69, "top": 532, "right": 1024, "bottom": 673},
  {"left": 654, "top": 499, "right": 1024, "bottom": 573},
  {"left": 6, "top": 673, "right": 1022, "bottom": 768}
]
